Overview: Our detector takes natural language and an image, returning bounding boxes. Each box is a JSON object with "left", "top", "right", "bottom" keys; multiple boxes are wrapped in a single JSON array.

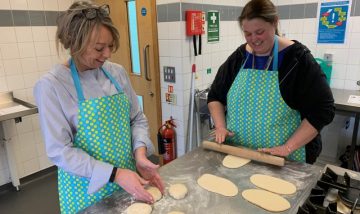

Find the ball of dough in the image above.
[
  {"left": 146, "top": 186, "right": 162, "bottom": 202},
  {"left": 168, "top": 211, "right": 185, "bottom": 214},
  {"left": 125, "top": 203, "right": 152, "bottom": 214},
  {"left": 168, "top": 183, "right": 188, "bottom": 199}
]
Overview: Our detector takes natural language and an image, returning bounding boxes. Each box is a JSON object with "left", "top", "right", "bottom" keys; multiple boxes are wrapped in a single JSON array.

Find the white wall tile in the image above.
[
  {"left": 350, "top": 33, "right": 360, "bottom": 49},
  {"left": 331, "top": 63, "right": 346, "bottom": 79},
  {"left": 18, "top": 132, "right": 37, "bottom": 161},
  {"left": 3, "top": 59, "right": 22, "bottom": 76},
  {"left": 0, "top": 27, "right": 17, "bottom": 43},
  {"left": 23, "top": 158, "right": 40, "bottom": 176},
  {"left": 0, "top": 44, "right": 20, "bottom": 59},
  {"left": 36, "top": 56, "right": 52, "bottom": 71},
  {"left": 23, "top": 72, "right": 39, "bottom": 88},
  {"left": 27, "top": 0, "right": 44, "bottom": 10},
  {"left": 39, "top": 155, "right": 53, "bottom": 170},
  {"left": 32, "top": 27, "right": 49, "bottom": 42},
  {"left": 16, "top": 116, "right": 33, "bottom": 134},
  {"left": 344, "top": 80, "right": 359, "bottom": 90},
  {"left": 21, "top": 58, "right": 38, "bottom": 73},
  {"left": 0, "top": 77, "right": 8, "bottom": 92},
  {"left": 57, "top": 0, "right": 72, "bottom": 11},
  {"left": 0, "top": 60, "right": 4, "bottom": 77},
  {"left": 6, "top": 75, "right": 25, "bottom": 90},
  {"left": 158, "top": 40, "right": 170, "bottom": 57},
  {"left": 346, "top": 65, "right": 360, "bottom": 80},
  {"left": 34, "top": 41, "right": 51, "bottom": 57},
  {"left": 169, "top": 40, "right": 182, "bottom": 57},
  {"left": 0, "top": 0, "right": 10, "bottom": 9},
  {"left": 330, "top": 78, "right": 345, "bottom": 89},
  {"left": 350, "top": 17, "right": 360, "bottom": 33},
  {"left": 15, "top": 27, "right": 34, "bottom": 43},
  {"left": 168, "top": 22, "right": 183, "bottom": 40},
  {"left": 157, "top": 22, "right": 169, "bottom": 40},
  {"left": 347, "top": 49, "right": 360, "bottom": 65},
  {"left": 18, "top": 42, "right": 35, "bottom": 58},
  {"left": 42, "top": 0, "right": 58, "bottom": 11},
  {"left": 10, "top": 0, "right": 28, "bottom": 10}
]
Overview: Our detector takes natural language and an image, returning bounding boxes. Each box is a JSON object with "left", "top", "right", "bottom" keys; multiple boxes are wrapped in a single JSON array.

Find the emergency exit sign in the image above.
[{"left": 207, "top": 11, "right": 219, "bottom": 43}]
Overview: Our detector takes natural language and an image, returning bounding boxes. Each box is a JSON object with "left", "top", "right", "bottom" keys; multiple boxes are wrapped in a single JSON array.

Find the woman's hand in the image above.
[
  {"left": 136, "top": 157, "right": 165, "bottom": 194},
  {"left": 114, "top": 168, "right": 154, "bottom": 203},
  {"left": 258, "top": 144, "right": 292, "bottom": 157},
  {"left": 211, "top": 127, "right": 234, "bottom": 144}
]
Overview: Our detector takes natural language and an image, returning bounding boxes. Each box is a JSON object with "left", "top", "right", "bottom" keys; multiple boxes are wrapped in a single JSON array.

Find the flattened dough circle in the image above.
[
  {"left": 197, "top": 173, "right": 238, "bottom": 196},
  {"left": 242, "top": 189, "right": 291, "bottom": 212},
  {"left": 146, "top": 186, "right": 162, "bottom": 202},
  {"left": 250, "top": 174, "right": 296, "bottom": 194},
  {"left": 222, "top": 155, "right": 250, "bottom": 168},
  {"left": 125, "top": 203, "right": 152, "bottom": 214},
  {"left": 169, "top": 183, "right": 188, "bottom": 199},
  {"left": 168, "top": 212, "right": 185, "bottom": 214}
]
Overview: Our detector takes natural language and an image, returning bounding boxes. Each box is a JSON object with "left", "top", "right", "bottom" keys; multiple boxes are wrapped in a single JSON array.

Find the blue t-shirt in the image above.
[{"left": 243, "top": 46, "right": 290, "bottom": 71}]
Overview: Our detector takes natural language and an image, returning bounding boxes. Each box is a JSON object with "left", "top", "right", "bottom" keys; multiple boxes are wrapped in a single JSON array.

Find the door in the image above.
[{"left": 95, "top": 0, "right": 162, "bottom": 154}]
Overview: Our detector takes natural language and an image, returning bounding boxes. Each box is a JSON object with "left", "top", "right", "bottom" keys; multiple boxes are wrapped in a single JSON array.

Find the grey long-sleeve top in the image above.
[{"left": 34, "top": 61, "right": 154, "bottom": 194}]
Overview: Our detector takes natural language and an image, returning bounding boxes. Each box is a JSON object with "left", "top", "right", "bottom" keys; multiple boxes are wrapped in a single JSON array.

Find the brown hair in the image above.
[
  {"left": 55, "top": 1, "right": 119, "bottom": 60},
  {"left": 239, "top": 0, "right": 279, "bottom": 35}
]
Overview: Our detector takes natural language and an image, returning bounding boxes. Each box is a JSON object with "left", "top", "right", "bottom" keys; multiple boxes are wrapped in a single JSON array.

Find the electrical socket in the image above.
[
  {"left": 324, "top": 53, "right": 333, "bottom": 62},
  {"left": 163, "top": 66, "right": 176, "bottom": 83}
]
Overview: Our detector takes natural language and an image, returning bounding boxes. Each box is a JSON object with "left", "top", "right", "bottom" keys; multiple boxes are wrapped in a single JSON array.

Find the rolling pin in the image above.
[{"left": 202, "top": 140, "right": 285, "bottom": 166}]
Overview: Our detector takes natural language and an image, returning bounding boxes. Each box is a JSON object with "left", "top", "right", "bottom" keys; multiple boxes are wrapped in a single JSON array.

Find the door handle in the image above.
[{"left": 143, "top": 44, "right": 151, "bottom": 81}]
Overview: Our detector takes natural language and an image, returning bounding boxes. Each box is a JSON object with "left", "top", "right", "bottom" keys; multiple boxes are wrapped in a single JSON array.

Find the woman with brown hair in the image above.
[{"left": 208, "top": 0, "right": 335, "bottom": 164}]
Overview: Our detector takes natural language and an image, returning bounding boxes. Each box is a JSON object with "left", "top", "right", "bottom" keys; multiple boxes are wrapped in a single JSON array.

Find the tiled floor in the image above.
[{"left": 0, "top": 170, "right": 60, "bottom": 214}]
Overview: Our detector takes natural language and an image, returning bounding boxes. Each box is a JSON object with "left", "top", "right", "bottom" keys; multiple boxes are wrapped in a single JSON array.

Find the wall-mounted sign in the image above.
[
  {"left": 141, "top": 7, "right": 147, "bottom": 16},
  {"left": 207, "top": 11, "right": 220, "bottom": 43},
  {"left": 317, "top": 0, "right": 351, "bottom": 44}
]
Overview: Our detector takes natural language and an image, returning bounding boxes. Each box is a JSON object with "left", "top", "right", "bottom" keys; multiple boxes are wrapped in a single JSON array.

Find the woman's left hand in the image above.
[
  {"left": 258, "top": 145, "right": 291, "bottom": 157},
  {"left": 136, "top": 157, "right": 165, "bottom": 194}
]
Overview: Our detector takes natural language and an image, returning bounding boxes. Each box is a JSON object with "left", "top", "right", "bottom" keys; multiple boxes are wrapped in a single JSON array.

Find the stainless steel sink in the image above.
[{"left": 0, "top": 91, "right": 38, "bottom": 122}]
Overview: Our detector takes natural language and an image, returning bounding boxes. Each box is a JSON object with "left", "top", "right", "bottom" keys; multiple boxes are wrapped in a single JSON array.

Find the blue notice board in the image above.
[{"left": 317, "top": 0, "right": 350, "bottom": 44}]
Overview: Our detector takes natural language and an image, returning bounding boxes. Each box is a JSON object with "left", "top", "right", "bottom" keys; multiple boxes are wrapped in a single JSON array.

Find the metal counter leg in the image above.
[
  {"left": 1, "top": 120, "right": 20, "bottom": 191},
  {"left": 348, "top": 113, "right": 360, "bottom": 170}
]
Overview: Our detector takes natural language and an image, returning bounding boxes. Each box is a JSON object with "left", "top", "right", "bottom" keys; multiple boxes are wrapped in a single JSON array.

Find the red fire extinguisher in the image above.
[{"left": 157, "top": 117, "right": 176, "bottom": 164}]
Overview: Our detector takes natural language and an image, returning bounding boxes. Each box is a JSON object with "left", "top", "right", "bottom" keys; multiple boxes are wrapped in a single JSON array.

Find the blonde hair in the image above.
[
  {"left": 239, "top": 0, "right": 279, "bottom": 35},
  {"left": 56, "top": 1, "right": 119, "bottom": 60}
]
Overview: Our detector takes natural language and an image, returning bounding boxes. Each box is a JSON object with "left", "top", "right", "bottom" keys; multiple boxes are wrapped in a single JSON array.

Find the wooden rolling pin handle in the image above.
[{"left": 202, "top": 140, "right": 285, "bottom": 167}]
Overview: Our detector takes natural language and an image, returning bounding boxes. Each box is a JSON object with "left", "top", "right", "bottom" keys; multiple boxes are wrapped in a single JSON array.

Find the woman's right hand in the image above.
[
  {"left": 114, "top": 168, "right": 154, "bottom": 203},
  {"left": 211, "top": 127, "right": 234, "bottom": 144}
]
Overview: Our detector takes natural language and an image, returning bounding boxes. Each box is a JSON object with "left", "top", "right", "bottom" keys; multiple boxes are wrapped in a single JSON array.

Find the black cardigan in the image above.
[{"left": 208, "top": 41, "right": 335, "bottom": 163}]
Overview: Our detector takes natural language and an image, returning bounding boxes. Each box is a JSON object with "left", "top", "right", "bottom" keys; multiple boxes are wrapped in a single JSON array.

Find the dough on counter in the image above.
[
  {"left": 125, "top": 203, "right": 152, "bottom": 214},
  {"left": 222, "top": 155, "right": 250, "bottom": 168},
  {"left": 146, "top": 186, "right": 162, "bottom": 202},
  {"left": 168, "top": 211, "right": 185, "bottom": 214},
  {"left": 250, "top": 174, "right": 296, "bottom": 195},
  {"left": 169, "top": 183, "right": 188, "bottom": 199},
  {"left": 242, "top": 189, "right": 291, "bottom": 212},
  {"left": 197, "top": 173, "right": 238, "bottom": 196}
]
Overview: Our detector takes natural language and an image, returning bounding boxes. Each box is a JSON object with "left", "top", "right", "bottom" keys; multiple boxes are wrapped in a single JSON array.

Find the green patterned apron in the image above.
[
  {"left": 58, "top": 59, "right": 136, "bottom": 213},
  {"left": 226, "top": 36, "right": 305, "bottom": 162}
]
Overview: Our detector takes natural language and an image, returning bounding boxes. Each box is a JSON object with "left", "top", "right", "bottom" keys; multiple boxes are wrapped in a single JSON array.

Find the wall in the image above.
[
  {"left": 156, "top": 0, "right": 360, "bottom": 159},
  {"left": 0, "top": 0, "right": 71, "bottom": 186}
]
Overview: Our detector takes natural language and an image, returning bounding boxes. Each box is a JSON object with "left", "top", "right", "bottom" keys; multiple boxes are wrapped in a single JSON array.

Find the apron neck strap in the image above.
[
  {"left": 69, "top": 59, "right": 124, "bottom": 102},
  {"left": 241, "top": 35, "right": 279, "bottom": 71}
]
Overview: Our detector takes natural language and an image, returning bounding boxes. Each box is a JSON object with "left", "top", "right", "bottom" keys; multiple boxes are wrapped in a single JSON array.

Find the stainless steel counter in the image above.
[
  {"left": 82, "top": 148, "right": 323, "bottom": 214},
  {"left": 331, "top": 88, "right": 360, "bottom": 169}
]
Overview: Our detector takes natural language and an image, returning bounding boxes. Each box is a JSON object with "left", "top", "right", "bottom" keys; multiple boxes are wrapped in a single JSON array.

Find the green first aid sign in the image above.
[{"left": 207, "top": 11, "right": 220, "bottom": 43}]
